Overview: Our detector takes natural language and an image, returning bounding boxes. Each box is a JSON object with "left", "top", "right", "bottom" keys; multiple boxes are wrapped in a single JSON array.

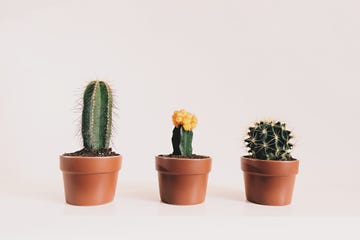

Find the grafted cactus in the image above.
[
  {"left": 171, "top": 109, "right": 197, "bottom": 156},
  {"left": 245, "top": 121, "right": 293, "bottom": 160},
  {"left": 82, "top": 80, "right": 113, "bottom": 151}
]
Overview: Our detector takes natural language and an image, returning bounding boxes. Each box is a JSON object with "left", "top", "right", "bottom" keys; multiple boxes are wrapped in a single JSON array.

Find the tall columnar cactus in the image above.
[
  {"left": 171, "top": 109, "right": 198, "bottom": 156},
  {"left": 82, "top": 80, "right": 113, "bottom": 151},
  {"left": 245, "top": 121, "right": 293, "bottom": 160}
]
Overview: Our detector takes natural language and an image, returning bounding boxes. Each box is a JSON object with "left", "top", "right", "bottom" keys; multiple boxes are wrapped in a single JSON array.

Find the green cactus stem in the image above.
[
  {"left": 245, "top": 121, "right": 293, "bottom": 160},
  {"left": 81, "top": 80, "right": 113, "bottom": 151},
  {"left": 172, "top": 126, "right": 193, "bottom": 156}
]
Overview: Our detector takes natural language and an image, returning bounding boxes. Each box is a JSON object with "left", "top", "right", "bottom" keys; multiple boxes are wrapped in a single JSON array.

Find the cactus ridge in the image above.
[
  {"left": 172, "top": 126, "right": 181, "bottom": 155},
  {"left": 81, "top": 80, "right": 112, "bottom": 151},
  {"left": 180, "top": 127, "right": 193, "bottom": 156},
  {"left": 245, "top": 121, "right": 293, "bottom": 160},
  {"left": 172, "top": 126, "right": 193, "bottom": 156}
]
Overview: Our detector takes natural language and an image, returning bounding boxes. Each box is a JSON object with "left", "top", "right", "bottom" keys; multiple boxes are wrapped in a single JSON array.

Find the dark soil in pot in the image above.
[{"left": 63, "top": 148, "right": 119, "bottom": 157}]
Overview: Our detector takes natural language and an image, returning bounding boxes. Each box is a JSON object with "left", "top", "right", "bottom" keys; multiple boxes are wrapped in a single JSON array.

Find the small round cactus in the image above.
[
  {"left": 171, "top": 109, "right": 197, "bottom": 156},
  {"left": 245, "top": 121, "right": 294, "bottom": 160}
]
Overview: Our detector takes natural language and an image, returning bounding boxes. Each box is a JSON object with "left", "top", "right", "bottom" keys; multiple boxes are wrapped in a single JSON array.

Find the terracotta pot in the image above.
[
  {"left": 155, "top": 156, "right": 211, "bottom": 205},
  {"left": 241, "top": 156, "right": 299, "bottom": 206},
  {"left": 60, "top": 155, "right": 122, "bottom": 206}
]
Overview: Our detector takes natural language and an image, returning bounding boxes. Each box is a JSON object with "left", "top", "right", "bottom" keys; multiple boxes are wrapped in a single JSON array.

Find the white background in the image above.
[{"left": 1, "top": 0, "right": 359, "bottom": 239}]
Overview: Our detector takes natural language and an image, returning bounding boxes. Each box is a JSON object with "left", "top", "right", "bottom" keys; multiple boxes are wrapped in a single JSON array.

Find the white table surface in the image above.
[{"left": 1, "top": 177, "right": 359, "bottom": 240}]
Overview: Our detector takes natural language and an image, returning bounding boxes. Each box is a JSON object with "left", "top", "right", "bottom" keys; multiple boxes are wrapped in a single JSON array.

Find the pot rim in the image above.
[
  {"left": 241, "top": 156, "right": 299, "bottom": 176},
  {"left": 60, "top": 154, "right": 122, "bottom": 159},
  {"left": 241, "top": 156, "right": 299, "bottom": 163},
  {"left": 155, "top": 155, "right": 210, "bottom": 160},
  {"left": 60, "top": 155, "right": 122, "bottom": 174},
  {"left": 156, "top": 155, "right": 211, "bottom": 175}
]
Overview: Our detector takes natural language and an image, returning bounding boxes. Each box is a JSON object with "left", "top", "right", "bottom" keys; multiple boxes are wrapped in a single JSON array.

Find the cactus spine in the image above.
[
  {"left": 81, "top": 80, "right": 113, "bottom": 151},
  {"left": 245, "top": 121, "right": 293, "bottom": 160},
  {"left": 171, "top": 109, "right": 197, "bottom": 156}
]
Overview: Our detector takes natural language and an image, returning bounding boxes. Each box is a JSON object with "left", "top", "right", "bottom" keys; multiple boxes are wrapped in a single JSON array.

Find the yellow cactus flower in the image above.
[{"left": 172, "top": 109, "right": 197, "bottom": 131}]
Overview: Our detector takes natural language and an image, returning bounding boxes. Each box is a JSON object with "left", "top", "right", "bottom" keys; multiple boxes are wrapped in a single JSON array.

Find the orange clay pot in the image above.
[
  {"left": 156, "top": 156, "right": 211, "bottom": 205},
  {"left": 60, "top": 155, "right": 122, "bottom": 206},
  {"left": 241, "top": 157, "right": 299, "bottom": 206}
]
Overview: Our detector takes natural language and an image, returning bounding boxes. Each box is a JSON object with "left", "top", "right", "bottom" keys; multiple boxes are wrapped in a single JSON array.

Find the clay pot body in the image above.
[
  {"left": 156, "top": 156, "right": 211, "bottom": 205},
  {"left": 60, "top": 155, "right": 122, "bottom": 206},
  {"left": 241, "top": 157, "right": 299, "bottom": 206}
]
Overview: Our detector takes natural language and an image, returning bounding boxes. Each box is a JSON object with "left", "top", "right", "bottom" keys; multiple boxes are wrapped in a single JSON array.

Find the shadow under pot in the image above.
[
  {"left": 60, "top": 155, "right": 122, "bottom": 206},
  {"left": 156, "top": 156, "right": 211, "bottom": 205},
  {"left": 241, "top": 157, "right": 299, "bottom": 206}
]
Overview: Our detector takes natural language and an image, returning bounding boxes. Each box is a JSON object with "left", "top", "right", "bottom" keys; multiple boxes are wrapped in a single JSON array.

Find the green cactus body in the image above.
[
  {"left": 81, "top": 80, "right": 112, "bottom": 151},
  {"left": 245, "top": 121, "right": 293, "bottom": 160},
  {"left": 172, "top": 126, "right": 193, "bottom": 156}
]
